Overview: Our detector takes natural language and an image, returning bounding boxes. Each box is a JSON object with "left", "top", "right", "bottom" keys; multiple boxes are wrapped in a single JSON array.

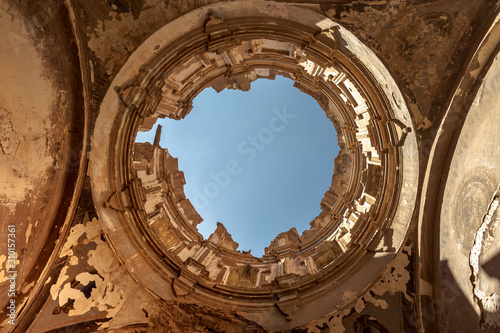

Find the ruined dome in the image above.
[
  {"left": 3, "top": 0, "right": 498, "bottom": 331},
  {"left": 90, "top": 2, "right": 417, "bottom": 330}
]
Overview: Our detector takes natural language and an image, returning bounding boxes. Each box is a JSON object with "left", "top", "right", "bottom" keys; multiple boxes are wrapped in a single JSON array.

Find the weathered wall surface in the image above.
[
  {"left": 322, "top": 0, "right": 485, "bottom": 127},
  {"left": 0, "top": 0, "right": 85, "bottom": 328},
  {"left": 439, "top": 52, "right": 500, "bottom": 332},
  {"left": 68, "top": 0, "right": 495, "bottom": 137}
]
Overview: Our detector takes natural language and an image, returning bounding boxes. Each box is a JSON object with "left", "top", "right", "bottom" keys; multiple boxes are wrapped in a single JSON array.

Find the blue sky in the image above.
[{"left": 136, "top": 76, "right": 338, "bottom": 257}]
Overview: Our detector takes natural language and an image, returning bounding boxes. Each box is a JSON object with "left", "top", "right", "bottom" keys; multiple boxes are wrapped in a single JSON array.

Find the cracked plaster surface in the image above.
[{"left": 470, "top": 194, "right": 500, "bottom": 329}]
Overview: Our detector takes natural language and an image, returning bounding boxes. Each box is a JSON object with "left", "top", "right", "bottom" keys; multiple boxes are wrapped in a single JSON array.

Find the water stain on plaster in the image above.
[
  {"left": 0, "top": 5, "right": 58, "bottom": 209},
  {"left": 323, "top": 0, "right": 475, "bottom": 128},
  {"left": 87, "top": 0, "right": 199, "bottom": 74}
]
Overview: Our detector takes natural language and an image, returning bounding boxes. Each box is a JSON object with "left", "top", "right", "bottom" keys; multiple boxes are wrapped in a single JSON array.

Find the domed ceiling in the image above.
[{"left": 0, "top": 0, "right": 499, "bottom": 332}]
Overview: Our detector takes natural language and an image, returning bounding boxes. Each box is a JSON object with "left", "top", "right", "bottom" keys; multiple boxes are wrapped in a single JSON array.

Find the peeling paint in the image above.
[
  {"left": 0, "top": 107, "right": 20, "bottom": 156},
  {"left": 21, "top": 281, "right": 35, "bottom": 294},
  {"left": 50, "top": 266, "right": 70, "bottom": 301},
  {"left": 299, "top": 245, "right": 412, "bottom": 332},
  {"left": 305, "top": 308, "right": 351, "bottom": 333},
  {"left": 44, "top": 217, "right": 155, "bottom": 330},
  {"left": 0, "top": 255, "right": 7, "bottom": 284},
  {"left": 25, "top": 222, "right": 33, "bottom": 244},
  {"left": 470, "top": 193, "right": 500, "bottom": 328},
  {"left": 87, "top": 0, "right": 190, "bottom": 74},
  {"left": 59, "top": 220, "right": 93, "bottom": 258},
  {"left": 370, "top": 245, "right": 412, "bottom": 302},
  {"left": 69, "top": 255, "right": 79, "bottom": 266}
]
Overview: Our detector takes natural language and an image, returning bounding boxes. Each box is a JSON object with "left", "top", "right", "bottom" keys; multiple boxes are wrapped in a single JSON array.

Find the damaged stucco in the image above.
[
  {"left": 32, "top": 217, "right": 156, "bottom": 331},
  {"left": 0, "top": 1, "right": 85, "bottom": 329},
  {"left": 438, "top": 44, "right": 500, "bottom": 333},
  {"left": 303, "top": 244, "right": 412, "bottom": 332},
  {"left": 469, "top": 193, "right": 500, "bottom": 328}
]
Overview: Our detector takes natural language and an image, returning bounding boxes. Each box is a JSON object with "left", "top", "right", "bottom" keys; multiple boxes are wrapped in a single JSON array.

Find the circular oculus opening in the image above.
[{"left": 134, "top": 76, "right": 340, "bottom": 257}]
